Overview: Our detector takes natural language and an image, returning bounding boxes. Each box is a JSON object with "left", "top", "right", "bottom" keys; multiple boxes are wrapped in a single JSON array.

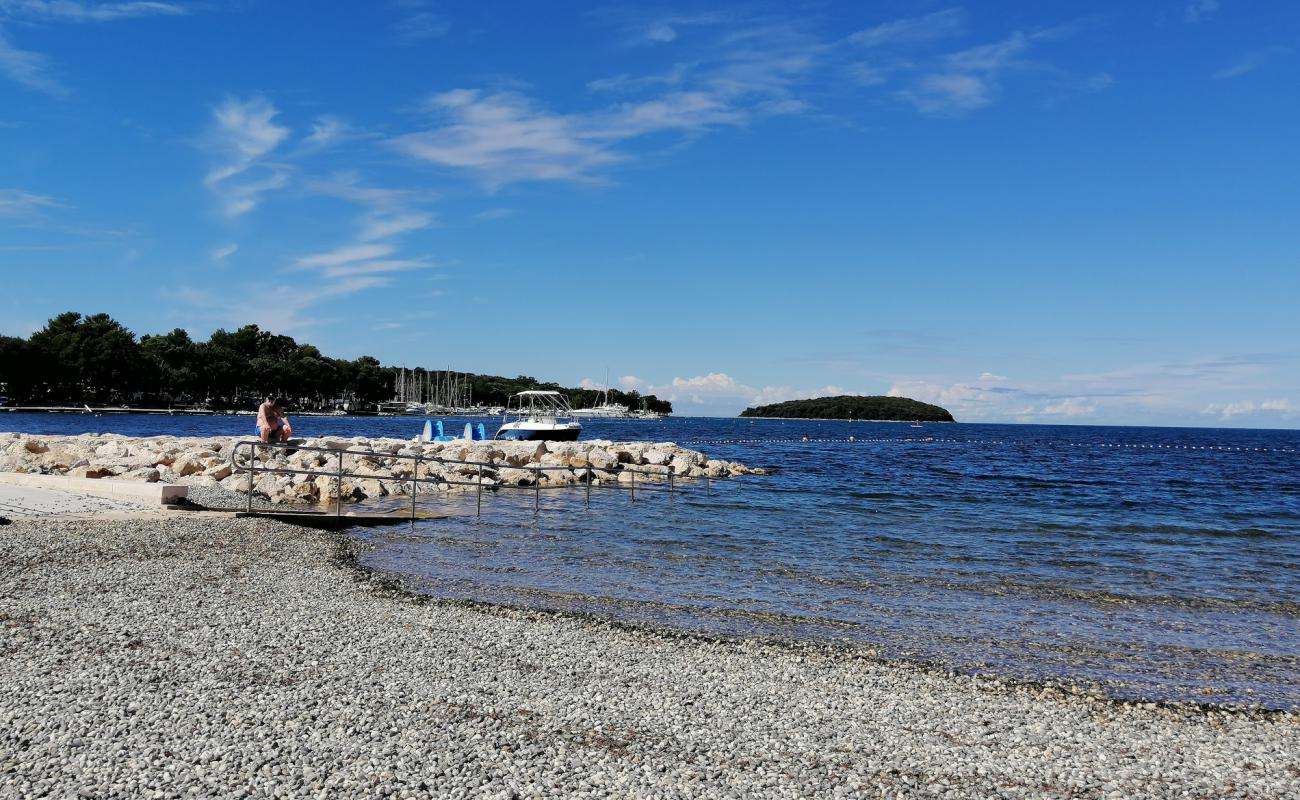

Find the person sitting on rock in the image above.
[{"left": 257, "top": 396, "right": 293, "bottom": 442}]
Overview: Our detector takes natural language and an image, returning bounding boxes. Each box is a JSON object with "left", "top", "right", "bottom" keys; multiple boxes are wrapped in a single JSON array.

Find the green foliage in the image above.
[
  {"left": 739, "top": 395, "right": 954, "bottom": 422},
  {"left": 1, "top": 311, "right": 674, "bottom": 413}
]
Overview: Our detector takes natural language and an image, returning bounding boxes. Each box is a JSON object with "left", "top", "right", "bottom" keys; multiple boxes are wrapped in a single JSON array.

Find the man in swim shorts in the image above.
[{"left": 256, "top": 396, "right": 293, "bottom": 442}]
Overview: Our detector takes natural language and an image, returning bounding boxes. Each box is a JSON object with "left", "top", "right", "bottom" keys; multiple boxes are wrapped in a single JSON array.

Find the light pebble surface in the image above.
[{"left": 1, "top": 516, "right": 1296, "bottom": 799}]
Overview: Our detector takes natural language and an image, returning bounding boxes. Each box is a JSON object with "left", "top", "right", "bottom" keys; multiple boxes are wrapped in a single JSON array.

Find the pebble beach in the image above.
[{"left": 2, "top": 514, "right": 1296, "bottom": 798}]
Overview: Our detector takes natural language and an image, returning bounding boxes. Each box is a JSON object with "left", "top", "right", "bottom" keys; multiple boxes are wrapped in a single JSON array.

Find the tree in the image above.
[
  {"left": 27, "top": 312, "right": 145, "bottom": 402},
  {"left": 0, "top": 336, "right": 35, "bottom": 402}
]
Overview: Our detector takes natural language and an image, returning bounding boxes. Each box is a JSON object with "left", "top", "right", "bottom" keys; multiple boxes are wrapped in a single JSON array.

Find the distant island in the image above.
[{"left": 739, "top": 395, "right": 955, "bottom": 422}]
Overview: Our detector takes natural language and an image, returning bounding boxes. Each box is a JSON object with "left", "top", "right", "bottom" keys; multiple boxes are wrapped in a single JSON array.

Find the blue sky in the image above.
[{"left": 2, "top": 1, "right": 1298, "bottom": 424}]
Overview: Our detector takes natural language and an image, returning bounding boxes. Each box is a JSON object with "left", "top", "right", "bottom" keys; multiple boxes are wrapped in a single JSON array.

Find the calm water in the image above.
[{"left": 6, "top": 412, "right": 1299, "bottom": 709}]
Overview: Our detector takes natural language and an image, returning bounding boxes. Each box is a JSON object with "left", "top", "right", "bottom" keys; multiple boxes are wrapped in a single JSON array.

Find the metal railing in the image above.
[{"left": 228, "top": 440, "right": 714, "bottom": 519}]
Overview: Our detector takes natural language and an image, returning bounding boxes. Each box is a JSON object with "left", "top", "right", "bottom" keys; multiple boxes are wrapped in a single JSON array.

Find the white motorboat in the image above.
[{"left": 494, "top": 391, "right": 583, "bottom": 441}]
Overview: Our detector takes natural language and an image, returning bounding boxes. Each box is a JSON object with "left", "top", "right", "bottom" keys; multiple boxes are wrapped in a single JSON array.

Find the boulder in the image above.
[
  {"left": 356, "top": 478, "right": 389, "bottom": 499},
  {"left": 586, "top": 448, "right": 618, "bottom": 471},
  {"left": 173, "top": 457, "right": 205, "bottom": 477},
  {"left": 642, "top": 449, "right": 670, "bottom": 466},
  {"left": 205, "top": 463, "right": 233, "bottom": 481},
  {"left": 120, "top": 467, "right": 161, "bottom": 483},
  {"left": 69, "top": 465, "right": 113, "bottom": 479},
  {"left": 496, "top": 468, "right": 536, "bottom": 486}
]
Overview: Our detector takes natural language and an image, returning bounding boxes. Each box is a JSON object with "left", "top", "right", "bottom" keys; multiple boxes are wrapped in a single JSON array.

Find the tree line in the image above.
[{"left": 0, "top": 312, "right": 672, "bottom": 414}]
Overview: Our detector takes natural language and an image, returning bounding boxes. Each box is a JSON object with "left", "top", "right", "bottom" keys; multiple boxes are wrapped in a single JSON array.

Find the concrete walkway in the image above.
[{"left": 0, "top": 483, "right": 161, "bottom": 520}]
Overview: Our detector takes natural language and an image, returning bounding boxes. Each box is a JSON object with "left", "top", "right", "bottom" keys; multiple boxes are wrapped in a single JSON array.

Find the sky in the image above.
[{"left": 1, "top": 1, "right": 1298, "bottom": 424}]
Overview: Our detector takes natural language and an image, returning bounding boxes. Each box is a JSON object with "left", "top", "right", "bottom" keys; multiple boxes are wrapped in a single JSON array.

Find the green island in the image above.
[{"left": 739, "top": 395, "right": 955, "bottom": 422}]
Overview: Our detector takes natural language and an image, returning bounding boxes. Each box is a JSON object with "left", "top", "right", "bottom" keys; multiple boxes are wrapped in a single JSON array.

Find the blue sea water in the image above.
[{"left": 5, "top": 412, "right": 1299, "bottom": 709}]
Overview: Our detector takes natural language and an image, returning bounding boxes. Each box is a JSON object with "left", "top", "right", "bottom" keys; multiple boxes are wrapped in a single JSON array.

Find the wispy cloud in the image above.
[
  {"left": 593, "top": 9, "right": 732, "bottom": 47},
  {"left": 898, "top": 31, "right": 1034, "bottom": 115},
  {"left": 392, "top": 89, "right": 622, "bottom": 187},
  {"left": 0, "top": 1, "right": 188, "bottom": 94},
  {"left": 296, "top": 242, "right": 395, "bottom": 269},
  {"left": 299, "top": 115, "right": 360, "bottom": 151},
  {"left": 1213, "top": 46, "right": 1291, "bottom": 79},
  {"left": 1, "top": 1, "right": 187, "bottom": 22},
  {"left": 210, "top": 242, "right": 237, "bottom": 261},
  {"left": 472, "top": 207, "right": 515, "bottom": 221},
  {"left": 358, "top": 210, "right": 432, "bottom": 241},
  {"left": 0, "top": 187, "right": 68, "bottom": 216},
  {"left": 1184, "top": 0, "right": 1219, "bottom": 24},
  {"left": 202, "top": 95, "right": 291, "bottom": 216},
  {"left": 0, "top": 26, "right": 63, "bottom": 94},
  {"left": 847, "top": 8, "right": 966, "bottom": 49}
]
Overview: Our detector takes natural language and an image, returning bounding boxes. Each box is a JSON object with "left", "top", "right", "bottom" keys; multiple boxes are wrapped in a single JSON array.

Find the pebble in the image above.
[{"left": 0, "top": 515, "right": 1296, "bottom": 798}]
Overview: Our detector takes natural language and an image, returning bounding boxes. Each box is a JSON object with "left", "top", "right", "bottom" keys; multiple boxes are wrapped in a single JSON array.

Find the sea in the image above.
[{"left": 5, "top": 411, "right": 1298, "bottom": 710}]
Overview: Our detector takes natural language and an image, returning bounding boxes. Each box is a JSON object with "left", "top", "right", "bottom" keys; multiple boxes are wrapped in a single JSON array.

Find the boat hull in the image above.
[{"left": 494, "top": 425, "right": 582, "bottom": 442}]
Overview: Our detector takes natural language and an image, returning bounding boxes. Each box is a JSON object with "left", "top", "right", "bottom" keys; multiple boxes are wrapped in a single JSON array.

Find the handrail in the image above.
[{"left": 227, "top": 439, "right": 706, "bottom": 519}]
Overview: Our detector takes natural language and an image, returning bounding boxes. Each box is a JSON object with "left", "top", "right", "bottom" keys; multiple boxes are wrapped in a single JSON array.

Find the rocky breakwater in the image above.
[{"left": 0, "top": 432, "right": 761, "bottom": 507}]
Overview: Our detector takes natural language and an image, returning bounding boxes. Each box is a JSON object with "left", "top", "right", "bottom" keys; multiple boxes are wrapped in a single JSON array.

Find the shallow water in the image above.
[{"left": 6, "top": 412, "right": 1299, "bottom": 708}]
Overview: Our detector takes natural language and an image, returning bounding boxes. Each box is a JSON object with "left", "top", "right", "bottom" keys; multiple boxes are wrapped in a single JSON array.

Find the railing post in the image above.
[
  {"left": 630, "top": 468, "right": 636, "bottom": 502},
  {"left": 246, "top": 443, "right": 254, "bottom": 514},
  {"left": 534, "top": 468, "right": 541, "bottom": 514},
  {"left": 411, "top": 454, "right": 420, "bottom": 521},
  {"left": 585, "top": 467, "right": 592, "bottom": 509},
  {"left": 476, "top": 463, "right": 483, "bottom": 517},
  {"left": 336, "top": 450, "right": 343, "bottom": 518},
  {"left": 668, "top": 465, "right": 675, "bottom": 497}
]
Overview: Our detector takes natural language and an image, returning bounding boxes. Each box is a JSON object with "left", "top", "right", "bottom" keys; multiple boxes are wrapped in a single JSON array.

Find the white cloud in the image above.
[
  {"left": 394, "top": 22, "right": 822, "bottom": 187},
  {"left": 300, "top": 115, "right": 356, "bottom": 150},
  {"left": 1040, "top": 397, "right": 1097, "bottom": 417},
  {"left": 898, "top": 31, "right": 1034, "bottom": 115},
  {"left": 210, "top": 242, "right": 237, "bottom": 261},
  {"left": 1, "top": 1, "right": 188, "bottom": 94},
  {"left": 2, "top": 1, "right": 186, "bottom": 22},
  {"left": 887, "top": 355, "right": 1293, "bottom": 424},
  {"left": 848, "top": 8, "right": 966, "bottom": 49},
  {"left": 1213, "top": 47, "right": 1290, "bottom": 80},
  {"left": 296, "top": 242, "right": 394, "bottom": 268},
  {"left": 1203, "top": 398, "right": 1295, "bottom": 420},
  {"left": 319, "top": 258, "right": 433, "bottom": 279},
  {"left": 1184, "top": 0, "right": 1219, "bottom": 24},
  {"left": 0, "top": 27, "right": 63, "bottom": 94},
  {"left": 204, "top": 96, "right": 290, "bottom": 183},
  {"left": 392, "top": 89, "right": 622, "bottom": 187},
  {"left": 0, "top": 187, "right": 67, "bottom": 216},
  {"left": 904, "top": 72, "right": 993, "bottom": 114},
  {"left": 202, "top": 95, "right": 292, "bottom": 216},
  {"left": 357, "top": 210, "right": 433, "bottom": 241},
  {"left": 645, "top": 22, "right": 676, "bottom": 43},
  {"left": 621, "top": 372, "right": 852, "bottom": 409}
]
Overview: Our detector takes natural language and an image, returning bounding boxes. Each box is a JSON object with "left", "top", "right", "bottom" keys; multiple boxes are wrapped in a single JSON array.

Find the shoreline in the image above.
[
  {"left": 337, "top": 534, "right": 1296, "bottom": 719},
  {"left": 2, "top": 514, "right": 1296, "bottom": 797}
]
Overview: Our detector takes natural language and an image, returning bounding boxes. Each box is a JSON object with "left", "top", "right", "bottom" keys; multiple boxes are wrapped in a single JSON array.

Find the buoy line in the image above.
[{"left": 681, "top": 437, "right": 1299, "bottom": 454}]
